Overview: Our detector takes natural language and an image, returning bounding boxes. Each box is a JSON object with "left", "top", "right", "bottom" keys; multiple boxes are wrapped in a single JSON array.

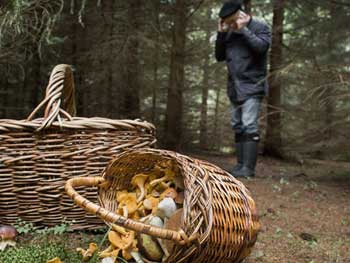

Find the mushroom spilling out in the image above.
[
  {"left": 0, "top": 225, "right": 18, "bottom": 251},
  {"left": 76, "top": 242, "right": 98, "bottom": 262},
  {"left": 98, "top": 160, "right": 184, "bottom": 262},
  {"left": 46, "top": 257, "right": 63, "bottom": 263}
]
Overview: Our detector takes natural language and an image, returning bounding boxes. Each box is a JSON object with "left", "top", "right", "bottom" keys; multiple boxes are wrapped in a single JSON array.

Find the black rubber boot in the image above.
[
  {"left": 234, "top": 134, "right": 259, "bottom": 178},
  {"left": 231, "top": 141, "right": 243, "bottom": 174},
  {"left": 229, "top": 133, "right": 244, "bottom": 175}
]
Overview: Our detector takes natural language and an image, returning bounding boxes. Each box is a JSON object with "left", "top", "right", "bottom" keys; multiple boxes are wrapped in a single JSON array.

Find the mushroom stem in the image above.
[
  {"left": 131, "top": 251, "right": 145, "bottom": 263},
  {"left": 122, "top": 205, "right": 129, "bottom": 218},
  {"left": 0, "top": 240, "right": 16, "bottom": 251},
  {"left": 131, "top": 174, "right": 149, "bottom": 203},
  {"left": 149, "top": 176, "right": 168, "bottom": 187},
  {"left": 157, "top": 238, "right": 170, "bottom": 258},
  {"left": 137, "top": 187, "right": 146, "bottom": 203},
  {"left": 111, "top": 224, "right": 128, "bottom": 236}
]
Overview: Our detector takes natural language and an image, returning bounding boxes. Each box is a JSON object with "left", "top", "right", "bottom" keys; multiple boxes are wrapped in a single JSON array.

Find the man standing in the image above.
[{"left": 215, "top": 0, "right": 271, "bottom": 177}]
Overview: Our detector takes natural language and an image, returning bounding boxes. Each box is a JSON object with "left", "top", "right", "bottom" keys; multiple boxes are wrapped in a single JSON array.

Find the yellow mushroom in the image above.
[
  {"left": 160, "top": 187, "right": 178, "bottom": 200},
  {"left": 98, "top": 245, "right": 113, "bottom": 258},
  {"left": 143, "top": 196, "right": 160, "bottom": 214},
  {"left": 108, "top": 228, "right": 135, "bottom": 250},
  {"left": 76, "top": 243, "right": 98, "bottom": 262},
  {"left": 152, "top": 164, "right": 166, "bottom": 177},
  {"left": 46, "top": 258, "right": 62, "bottom": 263},
  {"left": 116, "top": 190, "right": 129, "bottom": 202},
  {"left": 111, "top": 224, "right": 128, "bottom": 236},
  {"left": 149, "top": 167, "right": 176, "bottom": 187},
  {"left": 107, "top": 227, "right": 142, "bottom": 262},
  {"left": 99, "top": 247, "right": 121, "bottom": 259},
  {"left": 151, "top": 189, "right": 160, "bottom": 198},
  {"left": 131, "top": 173, "right": 149, "bottom": 203},
  {"left": 131, "top": 209, "right": 142, "bottom": 220},
  {"left": 117, "top": 192, "right": 139, "bottom": 217},
  {"left": 122, "top": 247, "right": 133, "bottom": 261}
]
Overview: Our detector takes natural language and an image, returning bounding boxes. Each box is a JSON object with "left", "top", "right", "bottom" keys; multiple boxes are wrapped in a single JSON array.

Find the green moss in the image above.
[{"left": 0, "top": 242, "right": 98, "bottom": 263}]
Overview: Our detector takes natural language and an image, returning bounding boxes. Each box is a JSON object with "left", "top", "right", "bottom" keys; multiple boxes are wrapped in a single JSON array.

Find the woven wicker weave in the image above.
[
  {"left": 0, "top": 64, "right": 156, "bottom": 229},
  {"left": 65, "top": 148, "right": 260, "bottom": 262}
]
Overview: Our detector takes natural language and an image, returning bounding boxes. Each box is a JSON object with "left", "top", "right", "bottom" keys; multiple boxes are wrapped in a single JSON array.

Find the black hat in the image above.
[{"left": 219, "top": 1, "right": 243, "bottom": 19}]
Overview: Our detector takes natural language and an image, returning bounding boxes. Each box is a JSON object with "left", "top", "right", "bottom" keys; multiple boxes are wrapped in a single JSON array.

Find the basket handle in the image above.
[
  {"left": 65, "top": 176, "right": 198, "bottom": 245},
  {"left": 27, "top": 64, "right": 76, "bottom": 131}
]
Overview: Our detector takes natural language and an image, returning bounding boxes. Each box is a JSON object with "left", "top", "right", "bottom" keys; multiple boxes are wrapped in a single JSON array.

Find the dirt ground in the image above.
[
  {"left": 14, "top": 153, "right": 350, "bottom": 263},
  {"left": 192, "top": 153, "right": 350, "bottom": 263}
]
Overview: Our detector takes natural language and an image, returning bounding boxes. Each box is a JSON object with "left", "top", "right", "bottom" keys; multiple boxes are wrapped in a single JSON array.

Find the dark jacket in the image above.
[{"left": 215, "top": 18, "right": 271, "bottom": 102}]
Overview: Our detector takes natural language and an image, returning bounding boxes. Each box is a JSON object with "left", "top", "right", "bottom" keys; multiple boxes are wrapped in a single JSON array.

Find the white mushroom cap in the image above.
[{"left": 156, "top": 197, "right": 177, "bottom": 219}]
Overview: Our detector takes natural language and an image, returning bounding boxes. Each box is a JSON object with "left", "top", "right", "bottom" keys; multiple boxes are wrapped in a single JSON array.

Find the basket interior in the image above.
[{"left": 98, "top": 152, "right": 186, "bottom": 226}]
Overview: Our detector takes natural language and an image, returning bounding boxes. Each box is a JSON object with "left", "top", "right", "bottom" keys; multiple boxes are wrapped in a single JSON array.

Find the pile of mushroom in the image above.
[{"left": 99, "top": 160, "right": 185, "bottom": 263}]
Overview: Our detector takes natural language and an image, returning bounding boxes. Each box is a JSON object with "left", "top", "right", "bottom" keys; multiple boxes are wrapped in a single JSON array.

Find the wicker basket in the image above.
[
  {"left": 65, "top": 148, "right": 260, "bottom": 263},
  {"left": 0, "top": 64, "right": 156, "bottom": 229}
]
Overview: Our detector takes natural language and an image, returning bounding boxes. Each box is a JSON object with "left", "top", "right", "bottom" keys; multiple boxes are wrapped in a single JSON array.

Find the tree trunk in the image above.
[
  {"left": 120, "top": 0, "right": 142, "bottom": 119},
  {"left": 323, "top": 1, "right": 337, "bottom": 140},
  {"left": 165, "top": 0, "right": 187, "bottom": 150},
  {"left": 264, "top": 0, "right": 285, "bottom": 158},
  {"left": 213, "top": 84, "right": 221, "bottom": 150},
  {"left": 244, "top": 0, "right": 252, "bottom": 14},
  {"left": 0, "top": 65, "right": 9, "bottom": 118},
  {"left": 23, "top": 43, "right": 42, "bottom": 119},
  {"left": 102, "top": 0, "right": 117, "bottom": 118},
  {"left": 74, "top": 0, "right": 93, "bottom": 117},
  {"left": 199, "top": 12, "right": 211, "bottom": 150},
  {"left": 71, "top": 0, "right": 83, "bottom": 117},
  {"left": 151, "top": 0, "right": 161, "bottom": 124}
]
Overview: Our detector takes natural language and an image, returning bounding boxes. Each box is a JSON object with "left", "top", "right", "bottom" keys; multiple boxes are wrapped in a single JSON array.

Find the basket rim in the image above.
[{"left": 0, "top": 117, "right": 156, "bottom": 132}]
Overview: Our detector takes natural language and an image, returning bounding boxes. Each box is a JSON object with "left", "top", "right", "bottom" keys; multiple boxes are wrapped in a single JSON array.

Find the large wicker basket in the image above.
[
  {"left": 0, "top": 64, "right": 156, "bottom": 229},
  {"left": 65, "top": 148, "right": 260, "bottom": 263}
]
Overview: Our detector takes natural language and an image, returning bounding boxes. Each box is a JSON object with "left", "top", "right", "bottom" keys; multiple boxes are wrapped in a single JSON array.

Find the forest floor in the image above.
[
  {"left": 191, "top": 152, "right": 350, "bottom": 263},
  {"left": 4, "top": 154, "right": 350, "bottom": 263}
]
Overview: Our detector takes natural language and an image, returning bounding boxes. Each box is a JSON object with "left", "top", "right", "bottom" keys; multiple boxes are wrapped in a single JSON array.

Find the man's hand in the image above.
[
  {"left": 218, "top": 18, "right": 228, "bottom": 32},
  {"left": 236, "top": 11, "right": 251, "bottom": 30}
]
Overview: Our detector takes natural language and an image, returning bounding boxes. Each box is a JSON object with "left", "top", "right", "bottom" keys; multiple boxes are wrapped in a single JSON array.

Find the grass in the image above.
[
  {"left": 0, "top": 243, "right": 85, "bottom": 263},
  {"left": 0, "top": 221, "right": 107, "bottom": 263}
]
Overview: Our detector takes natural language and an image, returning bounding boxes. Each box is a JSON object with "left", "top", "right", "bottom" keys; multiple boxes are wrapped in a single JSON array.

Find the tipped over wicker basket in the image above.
[
  {"left": 0, "top": 64, "right": 156, "bottom": 229},
  {"left": 65, "top": 148, "right": 260, "bottom": 263}
]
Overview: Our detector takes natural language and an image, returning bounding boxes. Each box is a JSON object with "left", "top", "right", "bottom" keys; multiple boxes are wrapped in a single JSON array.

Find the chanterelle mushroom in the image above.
[
  {"left": 149, "top": 167, "right": 176, "bottom": 187},
  {"left": 99, "top": 246, "right": 120, "bottom": 260},
  {"left": 143, "top": 195, "right": 160, "bottom": 214},
  {"left": 131, "top": 173, "right": 149, "bottom": 203},
  {"left": 108, "top": 226, "right": 143, "bottom": 262},
  {"left": 160, "top": 187, "right": 178, "bottom": 200},
  {"left": 108, "top": 226, "right": 135, "bottom": 250},
  {"left": 117, "top": 192, "right": 139, "bottom": 218},
  {"left": 76, "top": 242, "right": 98, "bottom": 262},
  {"left": 46, "top": 257, "right": 63, "bottom": 263},
  {"left": 0, "top": 225, "right": 17, "bottom": 251}
]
